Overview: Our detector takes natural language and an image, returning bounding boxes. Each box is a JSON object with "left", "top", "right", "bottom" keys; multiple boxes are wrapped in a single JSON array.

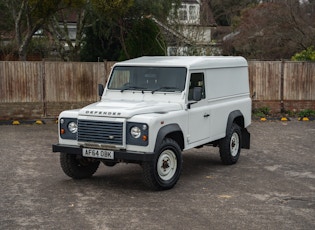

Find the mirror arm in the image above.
[{"left": 187, "top": 101, "right": 198, "bottom": 109}]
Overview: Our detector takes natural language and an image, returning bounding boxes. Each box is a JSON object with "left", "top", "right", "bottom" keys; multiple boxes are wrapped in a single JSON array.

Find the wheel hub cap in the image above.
[
  {"left": 157, "top": 150, "right": 177, "bottom": 181},
  {"left": 230, "top": 133, "right": 240, "bottom": 157}
]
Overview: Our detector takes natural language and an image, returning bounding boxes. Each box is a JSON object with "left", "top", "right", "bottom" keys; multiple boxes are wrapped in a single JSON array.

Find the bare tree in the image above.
[
  {"left": 46, "top": 4, "right": 87, "bottom": 61},
  {"left": 3, "top": 0, "right": 82, "bottom": 61},
  {"left": 208, "top": 0, "right": 261, "bottom": 26},
  {"left": 224, "top": 1, "right": 315, "bottom": 59}
]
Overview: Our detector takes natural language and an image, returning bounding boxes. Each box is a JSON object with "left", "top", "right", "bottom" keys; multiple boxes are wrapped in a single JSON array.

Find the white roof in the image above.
[{"left": 116, "top": 56, "right": 248, "bottom": 69}]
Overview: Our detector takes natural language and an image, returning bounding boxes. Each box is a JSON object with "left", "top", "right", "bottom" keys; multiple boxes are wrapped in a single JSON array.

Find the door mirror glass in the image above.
[{"left": 192, "top": 87, "right": 202, "bottom": 101}]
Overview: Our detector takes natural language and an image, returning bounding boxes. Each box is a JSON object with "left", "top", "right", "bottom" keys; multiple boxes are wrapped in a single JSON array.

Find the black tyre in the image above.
[
  {"left": 60, "top": 153, "right": 100, "bottom": 179},
  {"left": 219, "top": 123, "right": 242, "bottom": 165},
  {"left": 143, "top": 138, "right": 182, "bottom": 190}
]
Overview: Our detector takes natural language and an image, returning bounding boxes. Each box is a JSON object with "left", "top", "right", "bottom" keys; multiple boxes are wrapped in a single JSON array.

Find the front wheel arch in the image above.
[{"left": 154, "top": 124, "right": 184, "bottom": 152}]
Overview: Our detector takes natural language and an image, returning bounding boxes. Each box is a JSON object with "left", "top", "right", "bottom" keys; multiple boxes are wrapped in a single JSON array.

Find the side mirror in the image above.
[
  {"left": 98, "top": 84, "right": 104, "bottom": 98},
  {"left": 192, "top": 86, "right": 202, "bottom": 101},
  {"left": 187, "top": 87, "right": 202, "bottom": 109}
]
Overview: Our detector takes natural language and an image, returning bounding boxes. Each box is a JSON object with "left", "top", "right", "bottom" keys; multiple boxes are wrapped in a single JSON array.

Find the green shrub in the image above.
[
  {"left": 253, "top": 107, "right": 270, "bottom": 117},
  {"left": 291, "top": 46, "right": 315, "bottom": 61},
  {"left": 298, "top": 109, "right": 315, "bottom": 118}
]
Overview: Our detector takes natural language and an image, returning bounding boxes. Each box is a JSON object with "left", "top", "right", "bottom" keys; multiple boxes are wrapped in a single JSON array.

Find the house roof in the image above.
[
  {"left": 182, "top": 0, "right": 200, "bottom": 3},
  {"left": 56, "top": 9, "right": 78, "bottom": 23}
]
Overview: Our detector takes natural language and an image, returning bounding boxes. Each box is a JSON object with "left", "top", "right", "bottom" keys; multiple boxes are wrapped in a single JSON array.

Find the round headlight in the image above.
[
  {"left": 68, "top": 122, "right": 78, "bottom": 134},
  {"left": 131, "top": 126, "right": 141, "bottom": 138}
]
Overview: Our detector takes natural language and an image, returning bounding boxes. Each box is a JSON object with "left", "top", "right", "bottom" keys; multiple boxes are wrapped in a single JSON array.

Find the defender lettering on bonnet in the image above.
[
  {"left": 84, "top": 110, "right": 122, "bottom": 116},
  {"left": 52, "top": 56, "right": 251, "bottom": 190}
]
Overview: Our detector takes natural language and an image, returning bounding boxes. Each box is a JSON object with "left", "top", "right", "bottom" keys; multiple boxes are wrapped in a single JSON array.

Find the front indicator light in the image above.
[
  {"left": 60, "top": 128, "right": 65, "bottom": 135},
  {"left": 142, "top": 135, "right": 148, "bottom": 142}
]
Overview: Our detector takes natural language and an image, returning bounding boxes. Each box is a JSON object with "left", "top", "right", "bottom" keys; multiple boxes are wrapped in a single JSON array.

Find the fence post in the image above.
[
  {"left": 41, "top": 59, "right": 47, "bottom": 117},
  {"left": 280, "top": 60, "right": 285, "bottom": 113}
]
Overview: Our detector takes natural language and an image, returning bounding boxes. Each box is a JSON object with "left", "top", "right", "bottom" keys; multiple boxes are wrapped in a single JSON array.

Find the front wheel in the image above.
[
  {"left": 219, "top": 123, "right": 242, "bottom": 165},
  {"left": 60, "top": 153, "right": 100, "bottom": 179},
  {"left": 142, "top": 138, "right": 182, "bottom": 190}
]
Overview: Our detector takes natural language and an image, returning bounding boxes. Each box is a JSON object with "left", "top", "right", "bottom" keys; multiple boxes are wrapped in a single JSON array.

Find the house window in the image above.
[
  {"left": 189, "top": 6, "right": 197, "bottom": 20},
  {"left": 167, "top": 47, "right": 188, "bottom": 56},
  {"left": 177, "top": 4, "right": 199, "bottom": 24},
  {"left": 179, "top": 5, "right": 188, "bottom": 21}
]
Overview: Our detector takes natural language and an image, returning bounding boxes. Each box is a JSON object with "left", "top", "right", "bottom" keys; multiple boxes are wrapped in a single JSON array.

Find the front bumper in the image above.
[{"left": 52, "top": 144, "right": 155, "bottom": 163}]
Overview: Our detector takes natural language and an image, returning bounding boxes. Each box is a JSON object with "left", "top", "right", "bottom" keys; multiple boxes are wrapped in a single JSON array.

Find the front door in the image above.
[{"left": 187, "top": 72, "right": 211, "bottom": 144}]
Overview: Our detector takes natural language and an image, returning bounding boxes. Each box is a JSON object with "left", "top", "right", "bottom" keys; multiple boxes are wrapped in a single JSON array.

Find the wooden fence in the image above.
[
  {"left": 0, "top": 61, "right": 112, "bottom": 103},
  {"left": 0, "top": 60, "right": 315, "bottom": 119},
  {"left": 249, "top": 61, "right": 315, "bottom": 100},
  {"left": 248, "top": 61, "right": 315, "bottom": 113}
]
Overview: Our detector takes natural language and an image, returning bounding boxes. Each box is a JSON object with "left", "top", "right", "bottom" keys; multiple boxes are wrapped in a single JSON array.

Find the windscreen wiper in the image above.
[
  {"left": 120, "top": 85, "right": 146, "bottom": 92},
  {"left": 151, "top": 87, "right": 180, "bottom": 94}
]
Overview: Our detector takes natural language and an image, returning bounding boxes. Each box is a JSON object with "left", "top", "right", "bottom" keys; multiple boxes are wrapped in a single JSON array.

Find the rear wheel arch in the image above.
[
  {"left": 226, "top": 110, "right": 245, "bottom": 133},
  {"left": 226, "top": 110, "right": 250, "bottom": 149}
]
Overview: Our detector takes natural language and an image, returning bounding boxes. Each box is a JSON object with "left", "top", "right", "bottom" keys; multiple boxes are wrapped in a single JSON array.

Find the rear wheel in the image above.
[
  {"left": 60, "top": 153, "right": 100, "bottom": 179},
  {"left": 219, "top": 123, "right": 242, "bottom": 165},
  {"left": 143, "top": 138, "right": 182, "bottom": 190}
]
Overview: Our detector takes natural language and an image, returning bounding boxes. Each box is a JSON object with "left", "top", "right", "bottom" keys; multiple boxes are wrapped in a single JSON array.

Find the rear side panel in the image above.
[{"left": 203, "top": 66, "right": 251, "bottom": 141}]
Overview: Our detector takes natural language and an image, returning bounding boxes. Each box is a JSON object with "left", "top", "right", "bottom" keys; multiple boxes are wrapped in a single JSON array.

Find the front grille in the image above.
[{"left": 78, "top": 120, "right": 123, "bottom": 145}]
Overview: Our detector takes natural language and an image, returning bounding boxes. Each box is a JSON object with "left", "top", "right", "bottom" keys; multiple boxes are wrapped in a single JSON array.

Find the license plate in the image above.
[{"left": 82, "top": 148, "right": 114, "bottom": 160}]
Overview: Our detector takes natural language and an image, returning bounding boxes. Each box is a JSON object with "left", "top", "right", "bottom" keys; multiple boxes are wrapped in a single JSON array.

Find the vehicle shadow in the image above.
[{"left": 56, "top": 147, "right": 230, "bottom": 191}]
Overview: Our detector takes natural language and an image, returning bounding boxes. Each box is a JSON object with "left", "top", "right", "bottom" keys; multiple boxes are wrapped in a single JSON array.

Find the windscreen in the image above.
[{"left": 108, "top": 66, "right": 187, "bottom": 93}]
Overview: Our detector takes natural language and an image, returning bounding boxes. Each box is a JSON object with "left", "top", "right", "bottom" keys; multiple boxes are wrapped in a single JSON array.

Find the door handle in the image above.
[{"left": 204, "top": 113, "right": 210, "bottom": 118}]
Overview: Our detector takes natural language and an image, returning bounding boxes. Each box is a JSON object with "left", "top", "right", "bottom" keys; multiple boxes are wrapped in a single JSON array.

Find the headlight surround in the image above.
[
  {"left": 68, "top": 121, "right": 78, "bottom": 134},
  {"left": 127, "top": 122, "right": 149, "bottom": 146},
  {"left": 59, "top": 118, "right": 78, "bottom": 140}
]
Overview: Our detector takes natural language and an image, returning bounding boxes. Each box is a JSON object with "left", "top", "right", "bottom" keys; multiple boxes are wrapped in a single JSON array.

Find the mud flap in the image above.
[{"left": 241, "top": 128, "right": 250, "bottom": 149}]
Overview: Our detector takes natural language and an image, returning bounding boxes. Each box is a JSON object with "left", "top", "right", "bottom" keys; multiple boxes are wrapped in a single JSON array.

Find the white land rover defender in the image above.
[{"left": 52, "top": 56, "right": 251, "bottom": 190}]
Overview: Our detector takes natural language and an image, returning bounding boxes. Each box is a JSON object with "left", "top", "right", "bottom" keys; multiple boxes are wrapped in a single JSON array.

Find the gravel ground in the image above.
[{"left": 0, "top": 120, "right": 314, "bottom": 230}]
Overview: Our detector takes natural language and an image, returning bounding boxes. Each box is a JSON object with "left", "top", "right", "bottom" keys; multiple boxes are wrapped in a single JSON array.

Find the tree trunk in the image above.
[{"left": 119, "top": 19, "right": 130, "bottom": 60}]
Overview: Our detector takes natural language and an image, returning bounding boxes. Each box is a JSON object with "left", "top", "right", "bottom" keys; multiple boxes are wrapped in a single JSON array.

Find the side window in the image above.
[{"left": 188, "top": 72, "right": 206, "bottom": 100}]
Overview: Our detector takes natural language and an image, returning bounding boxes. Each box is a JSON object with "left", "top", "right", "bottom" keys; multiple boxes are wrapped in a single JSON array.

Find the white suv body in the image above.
[{"left": 53, "top": 56, "right": 251, "bottom": 190}]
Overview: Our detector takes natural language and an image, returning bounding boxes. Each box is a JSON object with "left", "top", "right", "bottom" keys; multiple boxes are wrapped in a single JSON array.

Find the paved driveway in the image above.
[{"left": 0, "top": 121, "right": 314, "bottom": 230}]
